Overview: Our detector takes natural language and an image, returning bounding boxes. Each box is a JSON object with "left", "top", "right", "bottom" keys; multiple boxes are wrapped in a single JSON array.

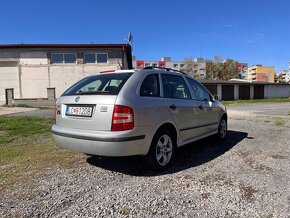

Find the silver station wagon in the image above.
[{"left": 52, "top": 67, "right": 227, "bottom": 169}]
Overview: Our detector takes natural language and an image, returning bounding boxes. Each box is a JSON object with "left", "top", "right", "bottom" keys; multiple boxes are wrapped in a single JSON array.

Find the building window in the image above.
[
  {"left": 84, "top": 53, "right": 95, "bottom": 63},
  {"left": 84, "top": 53, "right": 108, "bottom": 64},
  {"left": 173, "top": 64, "right": 178, "bottom": 68},
  {"left": 64, "top": 54, "right": 76, "bottom": 63},
  {"left": 51, "top": 53, "right": 76, "bottom": 64},
  {"left": 51, "top": 53, "right": 63, "bottom": 64},
  {"left": 97, "top": 53, "right": 108, "bottom": 63}
]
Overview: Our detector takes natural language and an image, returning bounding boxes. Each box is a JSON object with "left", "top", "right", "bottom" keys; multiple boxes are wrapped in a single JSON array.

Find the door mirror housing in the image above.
[{"left": 213, "top": 94, "right": 219, "bottom": 101}]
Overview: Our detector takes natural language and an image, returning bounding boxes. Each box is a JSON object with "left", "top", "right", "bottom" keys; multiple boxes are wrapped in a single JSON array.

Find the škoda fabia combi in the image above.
[{"left": 52, "top": 67, "right": 227, "bottom": 170}]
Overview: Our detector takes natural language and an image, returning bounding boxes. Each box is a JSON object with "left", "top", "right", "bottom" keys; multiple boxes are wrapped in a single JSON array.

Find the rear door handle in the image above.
[
  {"left": 199, "top": 105, "right": 203, "bottom": 110},
  {"left": 169, "top": 104, "right": 177, "bottom": 110}
]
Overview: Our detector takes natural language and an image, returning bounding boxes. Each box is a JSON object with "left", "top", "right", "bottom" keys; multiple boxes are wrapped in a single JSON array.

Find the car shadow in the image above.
[{"left": 86, "top": 130, "right": 248, "bottom": 176}]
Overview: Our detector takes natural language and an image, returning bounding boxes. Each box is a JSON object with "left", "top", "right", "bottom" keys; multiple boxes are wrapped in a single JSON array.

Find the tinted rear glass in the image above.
[{"left": 62, "top": 73, "right": 133, "bottom": 96}]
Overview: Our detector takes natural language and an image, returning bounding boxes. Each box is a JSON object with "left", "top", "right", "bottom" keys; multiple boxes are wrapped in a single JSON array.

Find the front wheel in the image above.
[
  {"left": 147, "top": 129, "right": 176, "bottom": 170},
  {"left": 217, "top": 116, "right": 227, "bottom": 140}
]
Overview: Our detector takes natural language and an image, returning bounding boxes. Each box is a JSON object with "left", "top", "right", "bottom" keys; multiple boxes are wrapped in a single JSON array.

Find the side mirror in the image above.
[{"left": 214, "top": 94, "right": 219, "bottom": 101}]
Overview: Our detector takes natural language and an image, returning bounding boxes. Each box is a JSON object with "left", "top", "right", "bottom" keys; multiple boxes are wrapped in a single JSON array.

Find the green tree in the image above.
[{"left": 205, "top": 56, "right": 239, "bottom": 80}]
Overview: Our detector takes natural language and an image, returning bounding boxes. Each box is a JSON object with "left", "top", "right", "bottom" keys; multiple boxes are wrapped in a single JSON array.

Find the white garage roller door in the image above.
[{"left": 0, "top": 62, "right": 19, "bottom": 105}]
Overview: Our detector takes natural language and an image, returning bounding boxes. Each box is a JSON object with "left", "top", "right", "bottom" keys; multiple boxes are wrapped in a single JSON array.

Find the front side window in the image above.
[
  {"left": 162, "top": 74, "right": 190, "bottom": 99},
  {"left": 62, "top": 73, "right": 132, "bottom": 96},
  {"left": 140, "top": 74, "right": 160, "bottom": 97},
  {"left": 186, "top": 78, "right": 210, "bottom": 101}
]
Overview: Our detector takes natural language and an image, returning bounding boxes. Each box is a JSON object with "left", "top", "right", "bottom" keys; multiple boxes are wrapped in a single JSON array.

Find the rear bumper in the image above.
[{"left": 51, "top": 125, "right": 150, "bottom": 156}]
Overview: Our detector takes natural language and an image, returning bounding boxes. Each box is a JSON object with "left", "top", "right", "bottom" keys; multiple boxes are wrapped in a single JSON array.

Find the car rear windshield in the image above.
[{"left": 62, "top": 73, "right": 133, "bottom": 96}]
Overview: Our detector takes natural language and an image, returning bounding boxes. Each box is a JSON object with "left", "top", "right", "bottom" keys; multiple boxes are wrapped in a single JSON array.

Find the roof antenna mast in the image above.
[{"left": 125, "top": 32, "right": 133, "bottom": 51}]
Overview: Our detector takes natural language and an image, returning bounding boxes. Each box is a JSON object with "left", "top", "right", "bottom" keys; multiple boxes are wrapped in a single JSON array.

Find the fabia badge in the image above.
[{"left": 75, "top": 96, "right": 80, "bottom": 102}]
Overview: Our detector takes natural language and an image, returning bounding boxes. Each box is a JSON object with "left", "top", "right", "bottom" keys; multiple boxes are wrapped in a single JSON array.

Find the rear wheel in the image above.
[
  {"left": 217, "top": 116, "right": 227, "bottom": 140},
  {"left": 147, "top": 129, "right": 176, "bottom": 170}
]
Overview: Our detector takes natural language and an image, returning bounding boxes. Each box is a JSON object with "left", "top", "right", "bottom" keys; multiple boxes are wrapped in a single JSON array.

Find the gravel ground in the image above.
[
  {"left": 1, "top": 103, "right": 290, "bottom": 217},
  {"left": 0, "top": 106, "right": 38, "bottom": 116},
  {"left": 0, "top": 106, "right": 54, "bottom": 117}
]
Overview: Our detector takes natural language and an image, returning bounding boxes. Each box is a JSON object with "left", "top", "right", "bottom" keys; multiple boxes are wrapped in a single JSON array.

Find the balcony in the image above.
[{"left": 251, "top": 71, "right": 257, "bottom": 75}]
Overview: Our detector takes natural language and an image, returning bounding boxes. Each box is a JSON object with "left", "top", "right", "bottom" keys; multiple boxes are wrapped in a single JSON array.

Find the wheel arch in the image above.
[
  {"left": 154, "top": 122, "right": 178, "bottom": 145},
  {"left": 221, "top": 112, "right": 228, "bottom": 122}
]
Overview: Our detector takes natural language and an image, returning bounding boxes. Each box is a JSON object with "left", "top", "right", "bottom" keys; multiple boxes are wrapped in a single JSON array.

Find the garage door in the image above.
[
  {"left": 0, "top": 62, "right": 19, "bottom": 104},
  {"left": 239, "top": 85, "right": 250, "bottom": 100},
  {"left": 222, "top": 85, "right": 234, "bottom": 100},
  {"left": 203, "top": 84, "right": 217, "bottom": 96},
  {"left": 254, "top": 85, "right": 264, "bottom": 99}
]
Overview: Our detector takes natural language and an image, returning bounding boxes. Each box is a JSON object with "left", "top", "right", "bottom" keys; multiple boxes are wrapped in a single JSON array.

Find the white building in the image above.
[
  {"left": 133, "top": 57, "right": 206, "bottom": 79},
  {"left": 276, "top": 70, "right": 290, "bottom": 84},
  {"left": 0, "top": 44, "right": 132, "bottom": 105}
]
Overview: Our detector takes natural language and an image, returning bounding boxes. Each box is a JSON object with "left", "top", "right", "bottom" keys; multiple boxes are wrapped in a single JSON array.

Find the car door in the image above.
[
  {"left": 161, "top": 73, "right": 199, "bottom": 141},
  {"left": 186, "top": 77, "right": 220, "bottom": 136}
]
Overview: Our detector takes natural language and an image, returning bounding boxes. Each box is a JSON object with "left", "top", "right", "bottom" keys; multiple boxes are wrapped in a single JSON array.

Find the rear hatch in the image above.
[{"left": 55, "top": 72, "right": 133, "bottom": 131}]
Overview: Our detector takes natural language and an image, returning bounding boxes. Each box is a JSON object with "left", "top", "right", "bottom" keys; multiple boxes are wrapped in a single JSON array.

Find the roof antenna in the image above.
[{"left": 125, "top": 32, "right": 133, "bottom": 51}]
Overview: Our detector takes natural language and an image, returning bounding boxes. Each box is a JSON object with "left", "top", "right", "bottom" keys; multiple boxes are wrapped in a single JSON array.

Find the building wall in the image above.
[
  {"left": 264, "top": 85, "right": 290, "bottom": 98},
  {"left": 202, "top": 82, "right": 290, "bottom": 100},
  {"left": 0, "top": 62, "right": 20, "bottom": 104},
  {"left": 0, "top": 48, "right": 125, "bottom": 105}
]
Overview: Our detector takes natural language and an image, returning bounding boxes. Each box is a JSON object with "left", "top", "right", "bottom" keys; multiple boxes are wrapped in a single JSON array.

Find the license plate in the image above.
[{"left": 66, "top": 106, "right": 93, "bottom": 117}]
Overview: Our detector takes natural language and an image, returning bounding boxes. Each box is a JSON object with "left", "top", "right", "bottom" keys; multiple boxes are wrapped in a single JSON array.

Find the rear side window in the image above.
[
  {"left": 62, "top": 73, "right": 132, "bottom": 96},
  {"left": 140, "top": 74, "right": 160, "bottom": 97},
  {"left": 162, "top": 74, "right": 191, "bottom": 99}
]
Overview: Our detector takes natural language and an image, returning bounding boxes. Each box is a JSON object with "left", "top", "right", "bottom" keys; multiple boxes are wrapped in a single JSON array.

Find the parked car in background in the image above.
[{"left": 52, "top": 67, "right": 227, "bottom": 170}]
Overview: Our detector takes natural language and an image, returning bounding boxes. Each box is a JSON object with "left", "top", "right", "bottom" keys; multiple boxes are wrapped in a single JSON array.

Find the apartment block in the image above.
[
  {"left": 277, "top": 70, "right": 290, "bottom": 83},
  {"left": 133, "top": 57, "right": 206, "bottom": 79},
  {"left": 248, "top": 65, "right": 275, "bottom": 82}
]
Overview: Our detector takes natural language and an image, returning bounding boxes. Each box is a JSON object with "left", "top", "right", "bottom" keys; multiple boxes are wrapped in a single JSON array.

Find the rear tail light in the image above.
[{"left": 111, "top": 105, "right": 134, "bottom": 131}]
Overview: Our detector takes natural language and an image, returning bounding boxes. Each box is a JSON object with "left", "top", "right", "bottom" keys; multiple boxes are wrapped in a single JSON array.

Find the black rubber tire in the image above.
[
  {"left": 147, "top": 129, "right": 176, "bottom": 171},
  {"left": 217, "top": 116, "right": 227, "bottom": 141}
]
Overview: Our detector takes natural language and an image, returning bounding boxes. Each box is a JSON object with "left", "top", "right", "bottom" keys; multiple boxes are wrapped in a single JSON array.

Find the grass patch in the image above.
[
  {"left": 288, "top": 111, "right": 290, "bottom": 116},
  {"left": 222, "top": 98, "right": 290, "bottom": 106},
  {"left": 273, "top": 118, "right": 285, "bottom": 126},
  {"left": 0, "top": 116, "right": 52, "bottom": 144},
  {"left": 0, "top": 116, "right": 83, "bottom": 194}
]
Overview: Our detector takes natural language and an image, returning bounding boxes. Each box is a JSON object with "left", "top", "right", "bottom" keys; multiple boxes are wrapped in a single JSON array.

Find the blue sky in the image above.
[{"left": 0, "top": 0, "right": 289, "bottom": 72}]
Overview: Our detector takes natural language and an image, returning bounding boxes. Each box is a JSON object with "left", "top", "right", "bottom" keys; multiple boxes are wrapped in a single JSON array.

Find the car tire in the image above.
[
  {"left": 217, "top": 116, "right": 227, "bottom": 141},
  {"left": 147, "top": 129, "right": 176, "bottom": 170}
]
